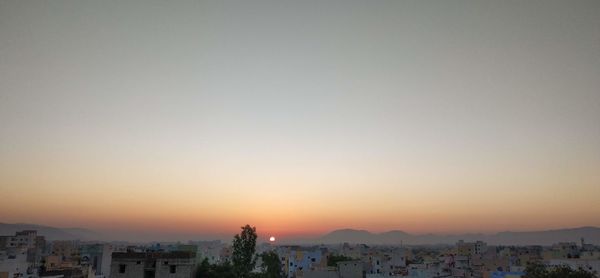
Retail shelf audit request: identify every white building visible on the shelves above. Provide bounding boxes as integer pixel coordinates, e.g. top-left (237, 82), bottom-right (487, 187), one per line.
top-left (0, 248), bottom-right (34, 278)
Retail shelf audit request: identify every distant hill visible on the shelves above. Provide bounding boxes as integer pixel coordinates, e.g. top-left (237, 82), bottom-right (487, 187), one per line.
top-left (319, 229), bottom-right (374, 243)
top-left (0, 223), bottom-right (230, 243)
top-left (3, 222), bottom-right (599, 246)
top-left (491, 226), bottom-right (600, 245)
top-left (0, 223), bottom-right (99, 241)
top-left (317, 226), bottom-right (600, 246)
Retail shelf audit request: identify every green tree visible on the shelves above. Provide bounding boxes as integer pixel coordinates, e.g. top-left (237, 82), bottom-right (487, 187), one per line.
top-left (195, 258), bottom-right (236, 278)
top-left (524, 262), bottom-right (597, 278)
top-left (210, 261), bottom-right (236, 278)
top-left (232, 224), bottom-right (258, 277)
top-left (327, 254), bottom-right (354, 267)
top-left (196, 258), bottom-right (211, 277)
top-left (524, 262), bottom-right (549, 278)
top-left (260, 251), bottom-right (284, 278)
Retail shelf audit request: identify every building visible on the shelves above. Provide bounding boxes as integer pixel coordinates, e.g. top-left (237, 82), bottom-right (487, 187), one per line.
top-left (551, 242), bottom-right (580, 258)
top-left (489, 271), bottom-right (525, 278)
top-left (456, 240), bottom-right (487, 256)
top-left (51, 241), bottom-right (80, 262)
top-left (39, 267), bottom-right (88, 278)
top-left (0, 248), bottom-right (34, 278)
top-left (1, 231), bottom-right (40, 250)
top-left (337, 261), bottom-right (363, 278)
top-left (298, 267), bottom-right (338, 278)
top-left (278, 246), bottom-right (327, 277)
top-left (190, 241), bottom-right (226, 265)
top-left (0, 230), bottom-right (46, 266)
top-left (110, 251), bottom-right (195, 278)
top-left (80, 243), bottom-right (113, 277)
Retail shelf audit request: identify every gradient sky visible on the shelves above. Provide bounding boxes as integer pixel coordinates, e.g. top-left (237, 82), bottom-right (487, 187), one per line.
top-left (1, 0), bottom-right (599, 240)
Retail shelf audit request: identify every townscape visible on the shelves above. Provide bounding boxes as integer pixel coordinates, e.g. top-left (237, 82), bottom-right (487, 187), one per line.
top-left (2, 0), bottom-right (600, 278)
top-left (1, 226), bottom-right (598, 278)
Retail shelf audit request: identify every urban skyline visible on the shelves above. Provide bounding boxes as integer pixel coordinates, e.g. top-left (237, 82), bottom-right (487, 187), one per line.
top-left (1, 1), bottom-right (600, 278)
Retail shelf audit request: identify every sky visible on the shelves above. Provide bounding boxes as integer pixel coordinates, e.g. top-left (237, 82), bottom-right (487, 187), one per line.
top-left (1, 0), bottom-right (599, 241)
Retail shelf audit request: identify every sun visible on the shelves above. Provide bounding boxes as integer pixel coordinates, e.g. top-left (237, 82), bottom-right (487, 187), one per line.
top-left (269, 236), bottom-right (276, 242)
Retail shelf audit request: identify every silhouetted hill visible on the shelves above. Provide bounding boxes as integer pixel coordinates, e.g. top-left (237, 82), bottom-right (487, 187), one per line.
top-left (491, 226), bottom-right (600, 245)
top-left (0, 223), bottom-right (99, 240)
top-left (320, 229), bottom-right (374, 243)
top-left (3, 222), bottom-right (599, 245)
top-left (317, 227), bottom-right (600, 246)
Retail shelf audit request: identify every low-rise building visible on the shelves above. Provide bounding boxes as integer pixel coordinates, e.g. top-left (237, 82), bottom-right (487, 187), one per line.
top-left (110, 251), bottom-right (195, 278)
top-left (80, 243), bottom-right (113, 277)
top-left (0, 248), bottom-right (34, 278)
top-left (337, 261), bottom-right (363, 278)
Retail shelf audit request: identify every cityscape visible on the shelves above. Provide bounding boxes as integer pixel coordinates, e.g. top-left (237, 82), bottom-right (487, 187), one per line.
top-left (1, 0), bottom-right (599, 278)
top-left (1, 224), bottom-right (600, 277)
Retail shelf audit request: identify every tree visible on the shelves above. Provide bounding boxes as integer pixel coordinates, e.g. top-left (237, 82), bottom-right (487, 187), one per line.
top-left (327, 254), bottom-right (354, 267)
top-left (195, 258), bottom-right (236, 278)
top-left (210, 261), bottom-right (237, 278)
top-left (524, 262), bottom-right (549, 278)
top-left (196, 258), bottom-right (211, 277)
top-left (260, 251), bottom-right (284, 278)
top-left (232, 224), bottom-right (258, 277)
top-left (524, 262), bottom-right (597, 278)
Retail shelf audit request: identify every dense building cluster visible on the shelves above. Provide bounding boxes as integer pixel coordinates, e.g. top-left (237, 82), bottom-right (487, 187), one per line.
top-left (0, 230), bottom-right (598, 278)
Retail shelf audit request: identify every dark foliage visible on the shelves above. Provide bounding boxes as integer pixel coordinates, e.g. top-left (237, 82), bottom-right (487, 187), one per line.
top-left (232, 224), bottom-right (258, 278)
top-left (260, 251), bottom-right (284, 278)
top-left (327, 254), bottom-right (354, 267)
top-left (195, 258), bottom-right (236, 278)
top-left (524, 262), bottom-right (597, 278)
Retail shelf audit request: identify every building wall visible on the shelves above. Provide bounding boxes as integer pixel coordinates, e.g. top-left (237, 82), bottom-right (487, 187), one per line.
top-left (110, 253), bottom-right (195, 278)
top-left (338, 261), bottom-right (362, 278)
top-left (100, 245), bottom-right (113, 277)
top-left (51, 241), bottom-right (80, 261)
top-left (155, 258), bottom-right (195, 278)
top-left (0, 249), bottom-right (31, 278)
top-left (195, 241), bottom-right (224, 265)
top-left (80, 243), bottom-right (113, 277)
top-left (110, 258), bottom-right (146, 278)
top-left (300, 269), bottom-right (338, 278)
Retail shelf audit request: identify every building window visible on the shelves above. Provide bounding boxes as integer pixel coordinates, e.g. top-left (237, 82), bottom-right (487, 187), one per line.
top-left (170, 265), bottom-right (176, 274)
top-left (144, 270), bottom-right (155, 278)
top-left (137, 261), bottom-right (142, 265)
top-left (119, 264), bottom-right (126, 273)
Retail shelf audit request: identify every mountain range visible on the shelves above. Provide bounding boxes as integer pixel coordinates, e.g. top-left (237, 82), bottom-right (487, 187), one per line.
top-left (0, 223), bottom-right (99, 241)
top-left (1, 222), bottom-right (599, 246)
top-left (316, 226), bottom-right (600, 246)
